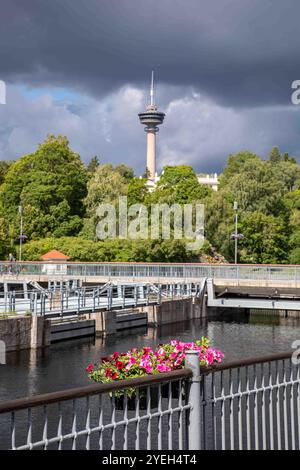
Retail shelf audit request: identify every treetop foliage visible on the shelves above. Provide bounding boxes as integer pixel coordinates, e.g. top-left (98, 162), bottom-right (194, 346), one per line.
top-left (0, 137), bottom-right (299, 264)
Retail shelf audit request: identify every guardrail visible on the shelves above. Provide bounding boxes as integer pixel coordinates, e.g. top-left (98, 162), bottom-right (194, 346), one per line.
top-left (200, 351), bottom-right (300, 449)
top-left (0, 282), bottom-right (194, 316)
top-left (0, 364), bottom-right (194, 450)
top-left (0, 261), bottom-right (300, 281)
top-left (0, 351), bottom-right (299, 450)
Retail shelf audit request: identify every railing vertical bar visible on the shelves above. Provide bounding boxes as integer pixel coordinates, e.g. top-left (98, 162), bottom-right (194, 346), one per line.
top-left (290, 360), bottom-right (296, 450)
top-left (275, 360), bottom-right (282, 450)
top-left (168, 381), bottom-right (172, 450)
top-left (268, 362), bottom-right (274, 450)
top-left (11, 411), bottom-right (16, 450)
top-left (220, 370), bottom-right (226, 450)
top-left (27, 408), bottom-right (32, 449)
top-left (282, 359), bottom-right (289, 450)
top-left (158, 384), bottom-right (162, 450)
top-left (146, 386), bottom-right (151, 450)
top-left (261, 363), bottom-right (267, 450)
top-left (253, 364), bottom-right (259, 450)
top-left (123, 392), bottom-right (128, 450)
top-left (98, 394), bottom-right (103, 450)
top-left (85, 396), bottom-right (90, 450)
top-left (201, 374), bottom-right (206, 450)
top-left (135, 389), bottom-right (140, 450)
top-left (246, 366), bottom-right (251, 450)
top-left (42, 405), bottom-right (48, 450)
top-left (229, 368), bottom-right (234, 450)
top-left (57, 402), bottom-right (63, 450)
top-left (72, 399), bottom-right (77, 450)
top-left (211, 373), bottom-right (216, 450)
top-left (178, 379), bottom-right (183, 450)
top-left (111, 394), bottom-right (116, 450)
top-left (237, 367), bottom-right (243, 450)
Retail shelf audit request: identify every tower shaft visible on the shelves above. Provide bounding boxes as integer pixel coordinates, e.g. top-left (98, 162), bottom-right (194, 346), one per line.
top-left (146, 128), bottom-right (157, 178)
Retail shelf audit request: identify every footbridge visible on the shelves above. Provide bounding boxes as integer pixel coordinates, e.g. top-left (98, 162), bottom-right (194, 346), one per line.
top-left (1, 261), bottom-right (300, 287)
top-left (1, 262), bottom-right (300, 316)
top-left (0, 280), bottom-right (196, 317)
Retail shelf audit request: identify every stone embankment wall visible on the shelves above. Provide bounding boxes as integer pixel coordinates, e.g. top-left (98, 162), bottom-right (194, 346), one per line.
top-left (0, 316), bottom-right (50, 352)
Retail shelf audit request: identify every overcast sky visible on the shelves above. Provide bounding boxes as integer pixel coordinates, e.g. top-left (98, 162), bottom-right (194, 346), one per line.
top-left (1, 0), bottom-right (300, 174)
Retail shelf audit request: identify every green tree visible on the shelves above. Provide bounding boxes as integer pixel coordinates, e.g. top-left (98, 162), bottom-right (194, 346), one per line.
top-left (239, 211), bottom-right (289, 264)
top-left (87, 156), bottom-right (100, 174)
top-left (82, 163), bottom-right (133, 239)
top-left (0, 218), bottom-right (10, 259)
top-left (204, 192), bottom-right (234, 261)
top-left (220, 151), bottom-right (260, 185)
top-left (22, 236), bottom-right (191, 263)
top-left (221, 158), bottom-right (287, 216)
top-left (0, 135), bottom-right (88, 240)
top-left (115, 164), bottom-right (134, 181)
top-left (0, 160), bottom-right (14, 185)
top-left (127, 177), bottom-right (149, 206)
top-left (268, 146), bottom-right (282, 164)
top-left (84, 163), bottom-right (129, 213)
top-left (153, 165), bottom-right (212, 204)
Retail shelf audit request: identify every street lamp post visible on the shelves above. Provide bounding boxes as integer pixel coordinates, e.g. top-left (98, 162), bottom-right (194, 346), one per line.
top-left (234, 201), bottom-right (238, 264)
top-left (19, 205), bottom-right (23, 262)
top-left (230, 201), bottom-right (244, 264)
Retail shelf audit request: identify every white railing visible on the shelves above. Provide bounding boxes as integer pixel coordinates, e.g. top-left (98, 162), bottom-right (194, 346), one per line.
top-left (0, 262), bottom-right (300, 281)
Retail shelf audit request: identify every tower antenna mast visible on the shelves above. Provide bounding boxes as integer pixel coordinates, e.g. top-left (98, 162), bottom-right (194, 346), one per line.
top-left (150, 71), bottom-right (154, 106)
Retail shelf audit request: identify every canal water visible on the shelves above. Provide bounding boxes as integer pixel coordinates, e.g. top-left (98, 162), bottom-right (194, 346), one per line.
top-left (1, 311), bottom-right (300, 402)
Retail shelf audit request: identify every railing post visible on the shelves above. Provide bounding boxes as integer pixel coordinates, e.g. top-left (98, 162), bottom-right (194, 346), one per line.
top-left (158, 284), bottom-right (162, 304)
top-left (33, 292), bottom-right (38, 315)
top-left (185, 350), bottom-right (201, 450)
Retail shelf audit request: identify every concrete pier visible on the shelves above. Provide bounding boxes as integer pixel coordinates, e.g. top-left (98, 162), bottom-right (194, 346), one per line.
top-left (92, 310), bottom-right (117, 337)
top-left (0, 315), bottom-right (50, 352)
top-left (142, 297), bottom-right (204, 326)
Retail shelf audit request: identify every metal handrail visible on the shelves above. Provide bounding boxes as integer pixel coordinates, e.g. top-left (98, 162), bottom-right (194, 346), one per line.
top-left (203, 350), bottom-right (294, 374)
top-left (0, 368), bottom-right (193, 414)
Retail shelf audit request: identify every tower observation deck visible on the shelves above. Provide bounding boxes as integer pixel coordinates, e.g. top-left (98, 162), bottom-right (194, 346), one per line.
top-left (138, 72), bottom-right (165, 179)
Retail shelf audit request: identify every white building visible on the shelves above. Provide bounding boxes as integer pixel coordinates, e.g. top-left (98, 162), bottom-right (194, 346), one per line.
top-left (196, 173), bottom-right (219, 191)
top-left (142, 171), bottom-right (219, 192)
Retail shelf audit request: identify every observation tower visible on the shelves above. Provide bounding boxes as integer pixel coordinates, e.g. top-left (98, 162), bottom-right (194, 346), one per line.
top-left (138, 72), bottom-right (165, 179)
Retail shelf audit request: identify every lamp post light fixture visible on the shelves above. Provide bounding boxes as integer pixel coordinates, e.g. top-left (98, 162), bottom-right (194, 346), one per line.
top-left (230, 201), bottom-right (244, 264)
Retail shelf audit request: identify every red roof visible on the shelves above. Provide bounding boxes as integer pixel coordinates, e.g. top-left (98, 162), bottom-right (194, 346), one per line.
top-left (40, 250), bottom-right (70, 261)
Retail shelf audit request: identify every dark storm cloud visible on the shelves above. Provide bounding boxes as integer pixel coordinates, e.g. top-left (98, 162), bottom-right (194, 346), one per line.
top-left (1, 0), bottom-right (299, 107)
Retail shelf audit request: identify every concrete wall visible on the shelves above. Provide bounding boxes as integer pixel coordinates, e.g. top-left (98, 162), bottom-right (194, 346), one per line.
top-left (91, 309), bottom-right (148, 336)
top-left (0, 316), bottom-right (50, 352)
top-left (51, 319), bottom-right (95, 342)
top-left (143, 297), bottom-right (204, 326)
top-left (92, 310), bottom-right (117, 337)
